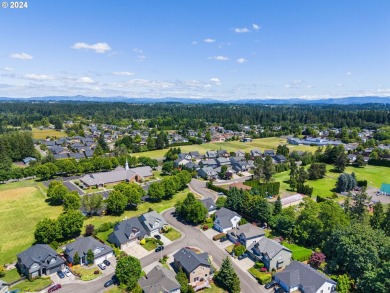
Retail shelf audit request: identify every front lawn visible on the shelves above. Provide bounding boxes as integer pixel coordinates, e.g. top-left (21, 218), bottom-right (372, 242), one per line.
top-left (73, 266), bottom-right (102, 281)
top-left (282, 242), bottom-right (312, 261)
top-left (0, 181), bottom-right (63, 264)
top-left (203, 283), bottom-right (225, 293)
top-left (141, 238), bottom-right (159, 251)
top-left (163, 228), bottom-right (181, 241)
top-left (12, 277), bottom-right (52, 292)
top-left (225, 244), bottom-right (234, 254)
top-left (2, 268), bottom-right (21, 283)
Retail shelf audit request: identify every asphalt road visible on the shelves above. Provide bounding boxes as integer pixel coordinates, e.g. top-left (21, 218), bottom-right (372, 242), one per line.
top-left (189, 179), bottom-right (218, 200)
top-left (59, 208), bottom-right (267, 293)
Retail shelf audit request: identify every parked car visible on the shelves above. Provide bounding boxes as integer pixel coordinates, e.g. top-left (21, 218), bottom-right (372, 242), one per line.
top-left (98, 263), bottom-right (107, 270)
top-left (155, 245), bottom-right (164, 252)
top-left (6, 290), bottom-right (21, 293)
top-left (154, 234), bottom-right (162, 240)
top-left (265, 280), bottom-right (277, 289)
top-left (274, 287), bottom-right (286, 293)
top-left (238, 253), bottom-right (248, 260)
top-left (103, 259), bottom-right (111, 266)
top-left (104, 280), bottom-right (114, 288)
top-left (57, 270), bottom-right (65, 279)
top-left (63, 268), bottom-right (71, 277)
top-left (218, 192), bottom-right (225, 195)
top-left (48, 284), bottom-right (62, 293)
top-left (220, 236), bottom-right (228, 242)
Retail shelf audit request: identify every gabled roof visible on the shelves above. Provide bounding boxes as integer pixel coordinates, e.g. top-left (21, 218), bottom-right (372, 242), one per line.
top-left (200, 198), bottom-right (216, 212)
top-left (216, 157), bottom-right (230, 164)
top-left (228, 223), bottom-right (265, 239)
top-left (65, 236), bottom-right (113, 259)
top-left (17, 244), bottom-right (64, 269)
top-left (139, 266), bottom-right (181, 293)
top-left (131, 166), bottom-right (153, 177)
top-left (202, 159), bottom-right (217, 165)
top-left (275, 261), bottom-right (336, 292)
top-left (139, 211), bottom-right (168, 232)
top-left (108, 217), bottom-right (147, 245)
top-left (174, 248), bottom-right (210, 273)
top-left (247, 237), bottom-right (291, 260)
top-left (215, 208), bottom-right (241, 228)
top-left (264, 150), bottom-right (275, 155)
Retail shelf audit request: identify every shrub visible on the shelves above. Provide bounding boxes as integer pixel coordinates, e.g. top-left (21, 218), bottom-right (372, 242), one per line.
top-left (233, 244), bottom-right (246, 256)
top-left (50, 241), bottom-right (59, 250)
top-left (212, 233), bottom-right (226, 241)
top-left (202, 225), bottom-right (209, 231)
top-left (248, 268), bottom-right (272, 285)
top-left (94, 270), bottom-right (99, 275)
top-left (255, 262), bottom-right (264, 269)
top-left (96, 222), bottom-right (114, 232)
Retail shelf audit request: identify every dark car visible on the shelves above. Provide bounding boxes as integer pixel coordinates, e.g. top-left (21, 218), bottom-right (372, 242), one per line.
top-left (238, 253), bottom-right (248, 260)
top-left (265, 280), bottom-right (277, 289)
top-left (103, 259), bottom-right (111, 266)
top-left (104, 280), bottom-right (114, 288)
top-left (220, 236), bottom-right (228, 242)
top-left (57, 270), bottom-right (65, 279)
top-left (48, 284), bottom-right (62, 293)
top-left (154, 234), bottom-right (162, 240)
top-left (7, 290), bottom-right (21, 293)
top-left (155, 245), bottom-right (164, 252)
top-left (274, 287), bottom-right (286, 293)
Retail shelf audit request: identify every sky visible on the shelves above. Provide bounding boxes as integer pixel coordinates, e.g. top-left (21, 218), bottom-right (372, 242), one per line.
top-left (0, 0), bottom-right (389, 100)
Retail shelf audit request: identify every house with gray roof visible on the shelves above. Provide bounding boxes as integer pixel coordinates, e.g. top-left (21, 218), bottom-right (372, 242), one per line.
top-left (247, 237), bottom-right (292, 271)
top-left (174, 158), bottom-right (189, 168)
top-left (205, 150), bottom-right (217, 159)
top-left (274, 261), bottom-right (337, 293)
top-left (65, 236), bottom-right (113, 266)
top-left (189, 151), bottom-right (202, 160)
top-left (264, 150), bottom-right (275, 156)
top-left (200, 198), bottom-right (217, 216)
top-left (250, 149), bottom-right (262, 157)
top-left (53, 153), bottom-right (69, 160)
top-left (139, 210), bottom-right (168, 236)
top-left (213, 208), bottom-right (241, 233)
top-left (227, 223), bottom-right (265, 247)
top-left (273, 154), bottom-right (287, 164)
top-left (216, 157), bottom-right (231, 166)
top-left (235, 150), bottom-right (246, 157)
top-left (197, 167), bottom-right (218, 180)
top-left (173, 248), bottom-right (211, 284)
top-left (139, 265), bottom-right (181, 293)
top-left (217, 150), bottom-right (229, 158)
top-left (232, 160), bottom-right (251, 172)
top-left (108, 217), bottom-right (147, 249)
top-left (201, 159), bottom-right (217, 168)
top-left (17, 244), bottom-right (65, 279)
top-left (183, 161), bottom-right (199, 171)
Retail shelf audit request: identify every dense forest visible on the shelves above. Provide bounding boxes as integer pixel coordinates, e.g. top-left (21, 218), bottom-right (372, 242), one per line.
top-left (0, 102), bottom-right (390, 131)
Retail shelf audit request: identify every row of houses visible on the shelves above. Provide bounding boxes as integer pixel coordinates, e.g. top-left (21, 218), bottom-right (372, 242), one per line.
top-left (39, 136), bottom-right (96, 160)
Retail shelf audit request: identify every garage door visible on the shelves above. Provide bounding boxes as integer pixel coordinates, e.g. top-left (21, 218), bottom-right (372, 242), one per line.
top-left (94, 253), bottom-right (114, 264)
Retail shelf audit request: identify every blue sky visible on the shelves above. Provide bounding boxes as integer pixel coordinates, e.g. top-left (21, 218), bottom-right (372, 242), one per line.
top-left (0, 0), bottom-right (389, 100)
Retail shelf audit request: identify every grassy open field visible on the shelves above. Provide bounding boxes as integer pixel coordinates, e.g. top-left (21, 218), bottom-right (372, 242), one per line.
top-left (274, 164), bottom-right (390, 197)
top-left (0, 181), bottom-right (63, 264)
top-left (85, 188), bottom-right (191, 229)
top-left (134, 137), bottom-right (318, 159)
top-left (282, 242), bottom-right (312, 261)
top-left (31, 127), bottom-right (66, 139)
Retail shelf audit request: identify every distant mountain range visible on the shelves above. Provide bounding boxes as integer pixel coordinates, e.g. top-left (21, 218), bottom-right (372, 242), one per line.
top-left (0, 95), bottom-right (390, 105)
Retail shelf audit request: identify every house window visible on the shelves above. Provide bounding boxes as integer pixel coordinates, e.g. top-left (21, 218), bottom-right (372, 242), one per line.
top-left (194, 277), bottom-right (199, 282)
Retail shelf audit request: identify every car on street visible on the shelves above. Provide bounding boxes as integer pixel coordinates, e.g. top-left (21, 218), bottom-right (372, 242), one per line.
top-left (6, 290), bottom-right (21, 293)
top-left (103, 259), bottom-right (111, 266)
top-left (48, 284), bottom-right (62, 293)
top-left (63, 268), bottom-right (72, 277)
top-left (274, 287), bottom-right (287, 293)
top-left (220, 236), bottom-right (228, 242)
top-left (57, 270), bottom-right (65, 279)
top-left (218, 192), bottom-right (225, 195)
top-left (264, 280), bottom-right (277, 289)
top-left (98, 263), bottom-right (107, 270)
top-left (238, 253), bottom-right (248, 260)
top-left (154, 234), bottom-right (161, 240)
top-left (155, 245), bottom-right (164, 252)
top-left (104, 279), bottom-right (114, 288)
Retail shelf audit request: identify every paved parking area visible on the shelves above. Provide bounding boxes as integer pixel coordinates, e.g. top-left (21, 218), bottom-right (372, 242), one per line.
top-left (122, 241), bottom-right (152, 259)
top-left (51, 269), bottom-right (76, 285)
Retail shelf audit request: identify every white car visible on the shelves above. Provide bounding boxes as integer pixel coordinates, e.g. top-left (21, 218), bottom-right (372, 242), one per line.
top-left (98, 263), bottom-right (107, 270)
top-left (63, 268), bottom-right (72, 277)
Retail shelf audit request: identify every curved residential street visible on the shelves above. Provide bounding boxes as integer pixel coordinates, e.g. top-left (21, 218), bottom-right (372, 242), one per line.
top-left (60, 208), bottom-right (267, 293)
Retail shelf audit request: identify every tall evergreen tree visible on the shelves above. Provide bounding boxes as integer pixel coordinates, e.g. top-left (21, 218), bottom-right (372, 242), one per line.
top-left (370, 202), bottom-right (385, 229)
top-left (274, 196), bottom-right (282, 215)
top-left (214, 257), bottom-right (240, 293)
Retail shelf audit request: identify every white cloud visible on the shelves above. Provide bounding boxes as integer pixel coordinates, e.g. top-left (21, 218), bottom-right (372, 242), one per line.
top-left (204, 38), bottom-right (216, 43)
top-left (284, 84), bottom-right (291, 88)
top-left (252, 23), bottom-right (261, 30)
top-left (210, 77), bottom-right (221, 85)
top-left (24, 74), bottom-right (54, 81)
top-left (336, 84), bottom-right (344, 87)
top-left (292, 80), bottom-right (303, 85)
top-left (237, 58), bottom-right (247, 64)
top-left (3, 67), bottom-right (15, 71)
top-left (78, 76), bottom-right (94, 83)
top-left (137, 55), bottom-right (147, 61)
top-left (133, 48), bottom-right (143, 53)
top-left (208, 56), bottom-right (229, 61)
top-left (234, 27), bottom-right (250, 33)
top-left (346, 71), bottom-right (352, 76)
top-left (10, 52), bottom-right (33, 60)
top-left (112, 71), bottom-right (135, 76)
top-left (192, 41), bottom-right (198, 45)
top-left (72, 42), bottom-right (111, 53)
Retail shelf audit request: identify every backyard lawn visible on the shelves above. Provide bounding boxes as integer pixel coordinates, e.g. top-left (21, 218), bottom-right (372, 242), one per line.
top-left (2, 268), bottom-right (21, 283)
top-left (282, 242), bottom-right (312, 261)
top-left (163, 228), bottom-right (181, 241)
top-left (0, 181), bottom-right (63, 264)
top-left (31, 128), bottom-right (66, 139)
top-left (12, 277), bottom-right (52, 292)
top-left (204, 283), bottom-right (225, 293)
top-left (134, 137), bottom-right (318, 159)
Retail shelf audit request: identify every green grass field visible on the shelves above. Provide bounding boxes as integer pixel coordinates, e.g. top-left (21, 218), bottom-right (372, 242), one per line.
top-left (134, 137), bottom-right (318, 159)
top-left (164, 227), bottom-right (181, 241)
top-left (12, 277), bottom-right (52, 293)
top-left (0, 181), bottom-right (63, 264)
top-left (204, 283), bottom-right (225, 293)
top-left (274, 164), bottom-right (390, 197)
top-left (31, 128), bottom-right (66, 139)
top-left (2, 268), bottom-right (21, 283)
top-left (282, 242), bottom-right (312, 261)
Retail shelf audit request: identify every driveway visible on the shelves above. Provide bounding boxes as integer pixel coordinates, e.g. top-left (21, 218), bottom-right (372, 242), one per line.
top-left (122, 241), bottom-right (151, 259)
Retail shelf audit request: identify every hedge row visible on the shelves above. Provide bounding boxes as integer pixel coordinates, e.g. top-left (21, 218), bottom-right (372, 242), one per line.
top-left (206, 182), bottom-right (226, 194)
top-left (297, 183), bottom-right (313, 196)
top-left (248, 268), bottom-right (272, 285)
top-left (212, 233), bottom-right (226, 241)
top-left (368, 158), bottom-right (390, 167)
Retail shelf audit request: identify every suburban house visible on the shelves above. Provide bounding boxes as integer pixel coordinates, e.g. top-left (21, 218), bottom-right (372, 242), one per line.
top-left (217, 150), bottom-right (229, 158)
top-left (250, 149), bottom-right (262, 157)
top-left (232, 160), bottom-right (251, 172)
top-left (200, 198), bottom-right (217, 216)
top-left (22, 157), bottom-right (37, 165)
top-left (247, 237), bottom-right (292, 271)
top-left (205, 150), bottom-right (217, 159)
top-left (263, 150), bottom-right (275, 156)
top-left (17, 244), bottom-right (65, 279)
top-left (139, 265), bottom-right (181, 293)
top-left (183, 161), bottom-right (199, 171)
top-left (173, 248), bottom-right (211, 286)
top-left (0, 280), bottom-right (8, 293)
top-left (214, 208), bottom-right (242, 233)
top-left (108, 217), bottom-right (147, 249)
top-left (139, 210), bottom-right (168, 236)
top-left (65, 236), bottom-right (113, 265)
top-left (197, 167), bottom-right (218, 180)
top-left (227, 223), bottom-right (265, 248)
top-left (174, 158), bottom-right (190, 167)
top-left (273, 155), bottom-right (287, 164)
top-left (189, 151), bottom-right (202, 160)
top-left (347, 154), bottom-right (357, 163)
top-left (79, 165), bottom-right (153, 188)
top-left (235, 150), bottom-right (246, 157)
top-left (216, 157), bottom-right (231, 166)
top-left (274, 261), bottom-right (337, 293)
top-left (201, 159), bottom-right (218, 168)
